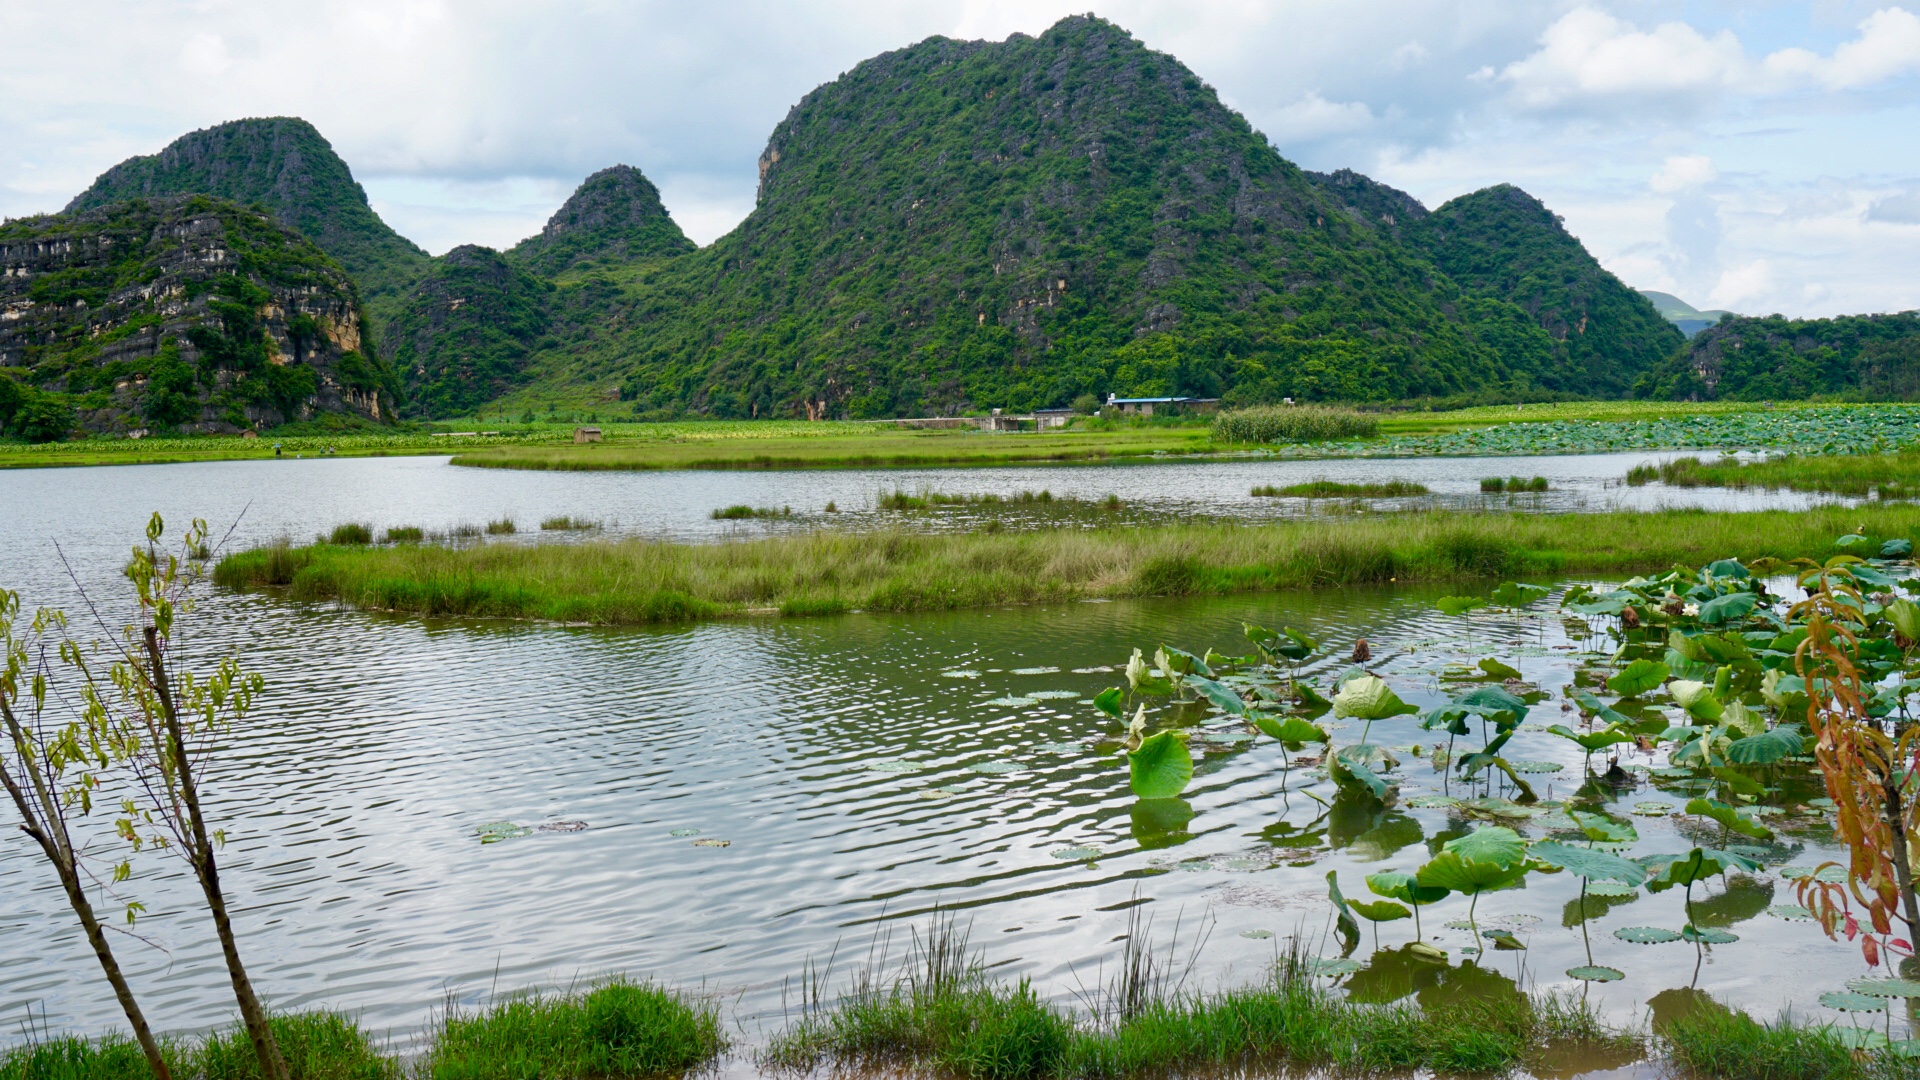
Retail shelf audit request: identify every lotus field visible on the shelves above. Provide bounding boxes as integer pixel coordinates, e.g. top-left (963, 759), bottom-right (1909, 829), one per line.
top-left (1103, 538), bottom-right (1920, 1054)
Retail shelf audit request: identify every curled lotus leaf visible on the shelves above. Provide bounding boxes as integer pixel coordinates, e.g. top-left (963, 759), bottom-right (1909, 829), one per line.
top-left (1349, 898), bottom-right (1411, 923)
top-left (1725, 724), bottom-right (1806, 765)
top-left (476, 822), bottom-right (532, 843)
top-left (1252, 714), bottom-right (1330, 745)
top-left (1186, 674), bottom-right (1248, 716)
top-left (1586, 881), bottom-right (1641, 898)
top-left (1608, 659), bottom-right (1670, 698)
top-left (1127, 648), bottom-right (1175, 695)
top-left (1820, 992), bottom-right (1886, 1013)
top-left (1127, 730), bottom-right (1192, 799)
top-left (1333, 675), bottom-right (1420, 721)
top-left (1667, 680), bottom-right (1724, 722)
top-left (1366, 871), bottom-right (1449, 906)
top-left (1484, 929), bottom-right (1527, 950)
top-left (1092, 687), bottom-right (1124, 717)
top-left (1684, 798), bottom-right (1775, 841)
top-left (1567, 965), bottom-right (1625, 983)
top-left (1847, 977), bottom-right (1920, 999)
top-left (1570, 810), bottom-right (1638, 845)
top-left (1697, 591), bottom-right (1759, 625)
top-left (1613, 926), bottom-right (1683, 944)
top-left (1478, 657), bottom-right (1524, 681)
top-left (1548, 722), bottom-right (1634, 753)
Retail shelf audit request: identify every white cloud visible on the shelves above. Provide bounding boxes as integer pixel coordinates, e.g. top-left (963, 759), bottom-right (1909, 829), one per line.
top-left (1266, 93), bottom-right (1376, 143)
top-left (1650, 155), bottom-right (1717, 194)
top-left (1762, 7), bottom-right (1920, 90)
top-left (1497, 8), bottom-right (1748, 109)
top-left (1868, 189), bottom-right (1920, 223)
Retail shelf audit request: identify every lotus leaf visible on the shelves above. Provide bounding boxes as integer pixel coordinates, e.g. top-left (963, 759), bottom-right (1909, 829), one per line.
top-left (1547, 723), bottom-right (1634, 752)
top-left (1416, 850), bottom-right (1529, 895)
top-left (1725, 724), bottom-right (1805, 765)
top-left (1705, 559), bottom-right (1751, 580)
top-left (1326, 871), bottom-right (1363, 954)
top-left (1489, 582), bottom-right (1551, 609)
top-left (1050, 847), bottom-right (1101, 860)
top-left (1127, 730), bottom-right (1193, 799)
top-left (1567, 965), bottom-right (1625, 982)
top-left (1406, 794), bottom-right (1460, 808)
top-left (1587, 881), bottom-right (1641, 898)
top-left (1820, 992), bottom-right (1886, 1012)
top-left (1668, 680), bottom-right (1724, 722)
top-left (1157, 648), bottom-right (1210, 677)
top-left (1529, 842), bottom-right (1648, 886)
top-left (476, 822), bottom-right (532, 843)
top-left (1831, 1028), bottom-right (1890, 1051)
top-left (1681, 925), bottom-right (1738, 945)
top-left (1767, 904), bottom-right (1813, 921)
top-left (1349, 898), bottom-right (1411, 923)
top-left (1092, 687), bottom-right (1124, 717)
top-left (1478, 657), bottom-right (1524, 680)
top-left (1303, 957), bottom-right (1362, 976)
top-left (1570, 689), bottom-right (1634, 727)
top-left (1333, 675), bottom-right (1420, 721)
top-left (1847, 977), bottom-right (1920, 999)
top-left (1455, 685), bottom-right (1530, 727)
top-left (1698, 592), bottom-right (1759, 625)
top-left (968, 760), bottom-right (1024, 774)
top-left (1366, 871), bottom-right (1449, 906)
top-left (1631, 802), bottom-right (1673, 816)
top-left (1127, 648), bottom-right (1174, 695)
top-left (1252, 714), bottom-right (1330, 745)
top-left (1836, 533), bottom-right (1876, 555)
top-left (1241, 929), bottom-right (1273, 939)
top-left (1883, 538), bottom-right (1915, 558)
top-left (1646, 847), bottom-right (1763, 890)
top-left (1613, 926), bottom-right (1683, 944)
top-left (1331, 744), bottom-right (1398, 799)
top-left (1437, 596), bottom-right (1486, 617)
top-left (1684, 798), bottom-right (1774, 841)
top-left (1484, 929), bottom-right (1527, 950)
top-left (1609, 659), bottom-right (1670, 697)
top-left (1507, 760), bottom-right (1564, 773)
top-left (1570, 810), bottom-right (1638, 844)
top-left (1186, 674), bottom-right (1248, 716)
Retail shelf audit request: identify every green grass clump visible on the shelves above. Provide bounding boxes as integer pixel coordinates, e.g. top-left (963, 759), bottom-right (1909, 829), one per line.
top-left (1252, 480), bottom-right (1429, 498)
top-left (427, 981), bottom-right (723, 1080)
top-left (199, 1013), bottom-right (398, 1080)
top-left (711, 505), bottom-right (791, 520)
top-left (0, 1035), bottom-right (183, 1080)
top-left (484, 518), bottom-right (516, 535)
top-left (881, 489), bottom-right (1061, 510)
top-left (381, 526), bottom-right (424, 544)
top-left (1481, 476), bottom-right (1549, 493)
top-left (1211, 405), bottom-right (1378, 444)
top-left (1627, 451), bottom-right (1920, 498)
top-left (212, 505), bottom-right (1920, 626)
top-left (539, 517), bottom-right (600, 531)
top-left (327, 523), bottom-right (374, 545)
top-left (1661, 1005), bottom-right (1912, 1080)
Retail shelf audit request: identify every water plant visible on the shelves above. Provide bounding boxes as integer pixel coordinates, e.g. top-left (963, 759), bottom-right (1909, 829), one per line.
top-left (485, 518), bottom-right (516, 535)
top-left (1480, 476), bottom-right (1549, 493)
top-left (1250, 480), bottom-right (1428, 498)
top-left (1210, 405), bottom-right (1379, 444)
top-left (381, 526), bottom-right (424, 544)
top-left (711, 505), bottom-right (791, 520)
top-left (427, 980), bottom-right (724, 1080)
top-left (326, 523), bottom-right (373, 545)
top-left (539, 517), bottom-right (600, 531)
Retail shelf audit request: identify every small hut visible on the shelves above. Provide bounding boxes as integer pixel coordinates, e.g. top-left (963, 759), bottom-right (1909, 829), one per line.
top-left (573, 426), bottom-right (604, 444)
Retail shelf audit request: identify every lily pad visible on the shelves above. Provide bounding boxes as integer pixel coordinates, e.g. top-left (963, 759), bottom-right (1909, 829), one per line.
top-left (1764, 904), bottom-right (1812, 921)
top-left (1821, 992), bottom-right (1887, 1012)
top-left (1682, 926), bottom-right (1738, 945)
top-left (476, 822), bottom-right (532, 843)
top-left (1221, 857), bottom-right (1271, 871)
top-left (1407, 794), bottom-right (1461, 808)
top-left (1614, 926), bottom-right (1683, 944)
top-left (1302, 957), bottom-right (1362, 976)
top-left (867, 760), bottom-right (925, 773)
top-left (1567, 966), bottom-right (1625, 983)
top-left (1847, 977), bottom-right (1920, 999)
top-left (1631, 801), bottom-right (1674, 816)
top-left (537, 821), bottom-right (587, 833)
top-left (917, 789), bottom-right (954, 800)
top-left (692, 838), bottom-right (731, 847)
top-left (1587, 881), bottom-right (1641, 897)
top-left (968, 760), bottom-right (1025, 774)
top-left (981, 696), bottom-right (1039, 707)
top-left (1780, 865), bottom-right (1849, 883)
top-left (941, 670), bottom-right (982, 678)
top-left (669, 827), bottom-right (701, 837)
top-left (1241, 929), bottom-right (1274, 940)
top-left (1506, 760), bottom-right (1565, 774)
top-left (1830, 1028), bottom-right (1890, 1051)
top-left (1011, 666), bottom-right (1062, 675)
top-left (1201, 731), bottom-right (1257, 745)
top-left (1034, 742), bottom-right (1083, 754)
top-left (1050, 846), bottom-right (1102, 861)
top-left (1029, 690), bottom-right (1082, 700)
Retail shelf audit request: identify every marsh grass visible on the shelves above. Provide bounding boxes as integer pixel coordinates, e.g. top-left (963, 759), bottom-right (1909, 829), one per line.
top-left (1211, 406), bottom-right (1378, 444)
top-left (381, 527), bottom-right (425, 544)
top-left (426, 981), bottom-right (723, 1080)
top-left (765, 921), bottom-right (1633, 1080)
top-left (327, 524), bottom-right (373, 546)
top-left (452, 428), bottom-right (1212, 472)
top-left (539, 517), bottom-right (600, 531)
top-left (1251, 480), bottom-right (1429, 498)
top-left (484, 519), bottom-right (516, 535)
top-left (1627, 451), bottom-right (1920, 498)
top-left (711, 505), bottom-right (791, 520)
top-left (877, 489), bottom-right (1080, 510)
top-left (1480, 476), bottom-right (1550, 493)
top-left (1661, 1005), bottom-right (1914, 1080)
top-left (214, 506), bottom-right (1920, 626)
top-left (0, 1014), bottom-right (396, 1080)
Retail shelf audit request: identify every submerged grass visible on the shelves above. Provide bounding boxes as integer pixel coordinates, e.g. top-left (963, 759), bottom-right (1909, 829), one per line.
top-left (212, 505), bottom-right (1920, 626)
top-left (1627, 451), bottom-right (1920, 497)
top-left (1251, 480), bottom-right (1429, 497)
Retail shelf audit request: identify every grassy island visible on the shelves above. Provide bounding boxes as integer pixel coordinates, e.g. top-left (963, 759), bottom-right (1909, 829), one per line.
top-left (213, 506), bottom-right (1920, 626)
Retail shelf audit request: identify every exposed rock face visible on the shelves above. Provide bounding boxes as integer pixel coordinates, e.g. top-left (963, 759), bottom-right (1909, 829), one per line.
top-left (509, 165), bottom-right (694, 274)
top-left (1307, 168), bottom-right (1429, 236)
top-left (64, 117), bottom-right (431, 327)
top-left (0, 196), bottom-right (398, 434)
top-left (387, 245), bottom-right (553, 418)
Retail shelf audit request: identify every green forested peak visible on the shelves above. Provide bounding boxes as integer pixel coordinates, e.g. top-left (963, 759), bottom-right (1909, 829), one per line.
top-left (65, 117), bottom-right (429, 313)
top-left (509, 164), bottom-right (693, 274)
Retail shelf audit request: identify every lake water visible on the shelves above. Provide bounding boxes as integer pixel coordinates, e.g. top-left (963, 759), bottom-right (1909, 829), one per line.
top-left (0, 453), bottom-right (1899, 1070)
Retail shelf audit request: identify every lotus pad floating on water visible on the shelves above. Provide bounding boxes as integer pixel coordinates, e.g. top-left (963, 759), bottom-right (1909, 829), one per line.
top-left (537, 821), bottom-right (586, 833)
top-left (1847, 977), bottom-right (1920, 998)
top-left (1028, 690), bottom-right (1082, 700)
top-left (1630, 802), bottom-right (1673, 816)
top-left (1683, 926), bottom-right (1738, 945)
top-left (1201, 732), bottom-right (1256, 744)
top-left (1767, 904), bottom-right (1813, 920)
top-left (1242, 929), bottom-right (1273, 940)
top-left (669, 827), bottom-right (701, 837)
top-left (968, 760), bottom-right (1024, 774)
top-left (1407, 795), bottom-right (1460, 808)
top-left (1821, 992), bottom-right (1886, 1012)
top-left (475, 822), bottom-right (532, 843)
top-left (941, 670), bottom-right (981, 678)
top-left (867, 760), bottom-right (925, 773)
top-left (1567, 966), bottom-right (1624, 983)
top-left (981, 696), bottom-right (1039, 707)
top-left (1831, 1028), bottom-right (1890, 1051)
top-left (1586, 881), bottom-right (1641, 897)
top-left (1049, 846), bottom-right (1101, 860)
top-left (1614, 926), bottom-right (1683, 944)
top-left (1780, 865), bottom-right (1849, 883)
top-left (1034, 742), bottom-right (1082, 753)
top-left (1302, 957), bottom-right (1362, 976)
top-left (1010, 666), bottom-right (1061, 675)
top-left (1506, 760), bottom-right (1565, 774)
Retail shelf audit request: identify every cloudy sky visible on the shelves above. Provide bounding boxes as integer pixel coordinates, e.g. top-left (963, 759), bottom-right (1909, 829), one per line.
top-left (4, 1), bottom-right (1917, 318)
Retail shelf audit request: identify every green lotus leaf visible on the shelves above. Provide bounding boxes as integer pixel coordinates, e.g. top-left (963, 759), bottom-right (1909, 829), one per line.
top-left (1185, 674), bottom-right (1247, 716)
top-left (1570, 689), bottom-right (1634, 727)
top-left (1437, 596), bottom-right (1486, 617)
top-left (1416, 850), bottom-right (1529, 895)
top-left (1326, 871), bottom-right (1362, 954)
top-left (1366, 871), bottom-right (1449, 906)
top-left (1820, 991), bottom-right (1885, 1012)
top-left (1668, 680), bottom-right (1724, 722)
top-left (1333, 675), bottom-right (1420, 721)
top-left (1705, 559), bottom-right (1751, 580)
top-left (1448, 826), bottom-right (1526, 868)
top-left (1569, 810), bottom-right (1638, 844)
top-left (1484, 929), bottom-right (1527, 950)
top-left (1698, 592), bottom-right (1758, 625)
top-left (1567, 965), bottom-right (1625, 982)
top-left (1847, 977), bottom-right (1920, 999)
top-left (1832, 1028), bottom-right (1890, 1051)
top-left (1682, 925), bottom-right (1738, 945)
top-left (1159, 646), bottom-right (1212, 677)
top-left (1530, 842), bottom-right (1649, 886)
top-left (1092, 687), bottom-right (1124, 718)
top-left (1456, 685), bottom-right (1530, 727)
top-left (1767, 904), bottom-right (1813, 921)
top-left (1647, 847), bottom-right (1763, 890)
top-left (1349, 898), bottom-right (1411, 923)
top-left (1406, 794), bottom-right (1460, 808)
top-left (1302, 957), bottom-right (1362, 976)
top-left (1725, 724), bottom-right (1805, 765)
top-left (1330, 745), bottom-right (1396, 799)
top-left (1478, 657), bottom-right (1524, 681)
top-left (1684, 798), bottom-right (1774, 841)
top-left (1489, 582), bottom-right (1551, 610)
top-left (1252, 714), bottom-right (1330, 745)
top-left (1613, 926), bottom-right (1683, 944)
top-left (1127, 648), bottom-right (1175, 695)
top-left (1127, 730), bottom-right (1193, 799)
top-left (1608, 659), bottom-right (1670, 698)
top-left (1882, 539), bottom-right (1914, 559)
top-left (1547, 723), bottom-right (1634, 753)
top-left (1835, 533), bottom-right (1876, 555)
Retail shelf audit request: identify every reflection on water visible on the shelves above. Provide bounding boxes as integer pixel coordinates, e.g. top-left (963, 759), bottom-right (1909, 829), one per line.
top-left (0, 454), bottom-right (1900, 1063)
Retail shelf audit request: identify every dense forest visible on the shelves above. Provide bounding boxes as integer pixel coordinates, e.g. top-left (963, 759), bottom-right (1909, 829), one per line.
top-left (11, 15), bottom-right (1907, 431)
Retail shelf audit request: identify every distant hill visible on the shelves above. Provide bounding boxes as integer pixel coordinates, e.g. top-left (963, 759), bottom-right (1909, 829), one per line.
top-left (1635, 312), bottom-right (1920, 400)
top-left (1638, 290), bottom-right (1736, 339)
top-left (65, 118), bottom-right (430, 332)
top-left (0, 196), bottom-right (398, 438)
top-left (508, 165), bottom-right (694, 275)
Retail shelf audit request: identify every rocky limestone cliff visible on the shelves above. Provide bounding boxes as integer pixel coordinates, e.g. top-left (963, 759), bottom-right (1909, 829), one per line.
top-left (387, 244), bottom-right (553, 418)
top-left (0, 196), bottom-right (399, 435)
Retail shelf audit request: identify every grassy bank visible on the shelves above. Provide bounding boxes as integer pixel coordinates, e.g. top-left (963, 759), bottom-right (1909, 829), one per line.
top-left (1629, 451), bottom-right (1920, 496)
top-left (212, 506), bottom-right (1920, 626)
top-left (447, 427), bottom-right (1213, 471)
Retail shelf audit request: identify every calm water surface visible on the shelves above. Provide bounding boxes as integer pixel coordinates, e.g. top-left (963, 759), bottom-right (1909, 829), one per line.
top-left (0, 454), bottom-right (1895, 1064)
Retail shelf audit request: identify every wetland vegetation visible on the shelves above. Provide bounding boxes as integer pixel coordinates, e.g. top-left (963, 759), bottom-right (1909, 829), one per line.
top-left (214, 506), bottom-right (1920, 626)
top-left (1630, 451), bottom-right (1920, 498)
top-left (1250, 480), bottom-right (1429, 498)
